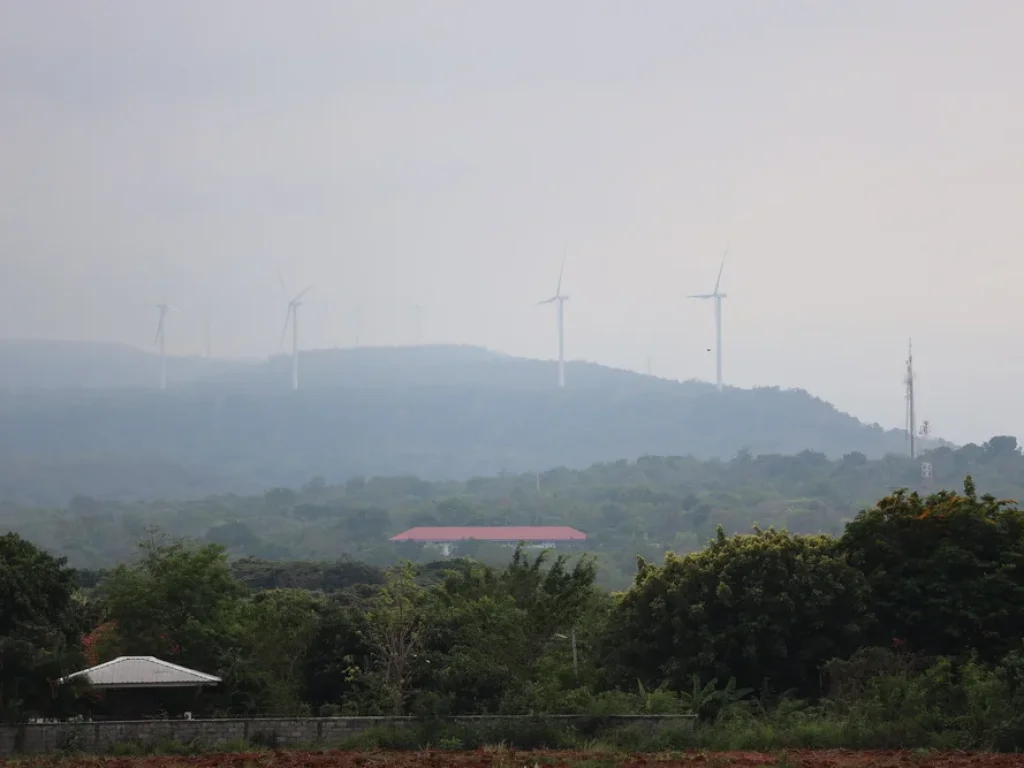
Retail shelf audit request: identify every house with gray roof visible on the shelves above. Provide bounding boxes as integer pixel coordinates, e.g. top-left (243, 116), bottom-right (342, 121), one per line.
top-left (62, 656), bottom-right (221, 689)
top-left (61, 656), bottom-right (221, 719)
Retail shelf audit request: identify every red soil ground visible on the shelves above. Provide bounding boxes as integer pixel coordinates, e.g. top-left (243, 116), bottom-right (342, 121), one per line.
top-left (7, 750), bottom-right (1023, 768)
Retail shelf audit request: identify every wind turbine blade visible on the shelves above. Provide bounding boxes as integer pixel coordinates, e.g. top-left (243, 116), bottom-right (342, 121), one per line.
top-left (556, 250), bottom-right (566, 296)
top-left (279, 306), bottom-right (293, 348)
top-left (713, 243), bottom-right (729, 294)
top-left (154, 316), bottom-right (164, 344)
top-left (294, 286), bottom-right (312, 302)
top-left (277, 271), bottom-right (290, 301)
top-left (537, 297), bottom-right (557, 305)
top-left (688, 294), bottom-right (714, 299)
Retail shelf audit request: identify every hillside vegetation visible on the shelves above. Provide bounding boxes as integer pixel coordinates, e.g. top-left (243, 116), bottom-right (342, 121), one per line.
top-left (0, 338), bottom-right (247, 389)
top-left (10, 477), bottom-right (1024, 751)
top-left (0, 341), bottom-right (922, 505)
top-left (4, 435), bottom-right (1018, 589)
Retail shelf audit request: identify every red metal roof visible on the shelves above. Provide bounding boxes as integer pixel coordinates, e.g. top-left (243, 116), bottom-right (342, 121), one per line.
top-left (391, 526), bottom-right (587, 543)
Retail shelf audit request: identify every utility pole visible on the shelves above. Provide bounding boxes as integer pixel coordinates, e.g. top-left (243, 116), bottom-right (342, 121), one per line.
top-left (555, 630), bottom-right (579, 679)
top-left (571, 627), bottom-right (579, 680)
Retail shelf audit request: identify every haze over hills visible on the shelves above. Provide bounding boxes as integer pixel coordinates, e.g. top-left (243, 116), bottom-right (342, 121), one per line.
top-left (0, 339), bottom-right (250, 390)
top-left (206, 345), bottom-right (722, 393)
top-left (4, 436), bottom-right (1017, 586)
top-left (0, 339), bottom-right (933, 506)
top-left (0, 338), bottom-right (709, 393)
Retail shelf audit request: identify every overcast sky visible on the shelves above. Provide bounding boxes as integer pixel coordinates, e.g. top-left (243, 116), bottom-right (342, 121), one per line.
top-left (1, 1), bottom-right (1023, 445)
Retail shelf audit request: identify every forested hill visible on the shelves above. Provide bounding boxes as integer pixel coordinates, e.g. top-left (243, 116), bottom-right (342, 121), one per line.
top-left (3, 435), bottom-right (1018, 589)
top-left (0, 338), bottom-right (248, 389)
top-left (0, 341), bottom-right (922, 505)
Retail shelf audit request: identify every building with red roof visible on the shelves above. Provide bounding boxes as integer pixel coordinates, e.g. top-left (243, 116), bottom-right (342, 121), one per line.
top-left (391, 526), bottom-right (586, 556)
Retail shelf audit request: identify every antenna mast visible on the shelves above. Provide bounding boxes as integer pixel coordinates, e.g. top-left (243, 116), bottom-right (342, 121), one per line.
top-left (905, 340), bottom-right (916, 459)
top-left (919, 420), bottom-right (933, 488)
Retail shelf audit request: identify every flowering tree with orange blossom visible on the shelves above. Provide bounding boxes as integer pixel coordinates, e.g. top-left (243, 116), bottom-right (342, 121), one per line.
top-left (840, 475), bottom-right (1024, 662)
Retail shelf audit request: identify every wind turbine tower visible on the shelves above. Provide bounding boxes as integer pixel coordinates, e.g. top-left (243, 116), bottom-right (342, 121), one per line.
top-left (279, 277), bottom-right (312, 391)
top-left (537, 255), bottom-right (569, 388)
top-left (689, 247), bottom-right (729, 391)
top-left (154, 302), bottom-right (179, 391)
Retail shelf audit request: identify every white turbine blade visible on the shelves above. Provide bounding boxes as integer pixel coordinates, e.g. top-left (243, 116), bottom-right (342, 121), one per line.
top-left (713, 244), bottom-right (729, 294)
top-left (279, 305), bottom-right (293, 348)
top-left (166, 303), bottom-right (183, 314)
top-left (277, 270), bottom-right (290, 301)
top-left (153, 307), bottom-right (165, 342)
top-left (537, 297), bottom-right (557, 305)
top-left (556, 251), bottom-right (566, 296)
top-left (688, 293), bottom-right (714, 299)
top-left (293, 286), bottom-right (312, 302)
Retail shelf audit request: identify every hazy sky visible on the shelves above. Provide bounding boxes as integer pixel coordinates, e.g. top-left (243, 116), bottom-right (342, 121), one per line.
top-left (2, 1), bottom-right (1023, 446)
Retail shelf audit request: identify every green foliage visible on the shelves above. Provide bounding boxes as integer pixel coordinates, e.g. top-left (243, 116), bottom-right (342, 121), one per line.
top-left (811, 646), bottom-right (1024, 750)
top-left (839, 475), bottom-right (1024, 660)
top-left (224, 588), bottom-right (322, 715)
top-left (412, 548), bottom-right (600, 716)
top-left (0, 533), bottom-right (86, 721)
top-left (364, 564), bottom-right (428, 714)
top-left (11, 437), bottom-right (1024, 594)
top-left (303, 594), bottom-right (373, 712)
top-left (17, 475), bottom-right (1024, 754)
top-left (0, 342), bottom-right (920, 509)
top-left (607, 528), bottom-right (872, 695)
top-left (99, 538), bottom-right (245, 671)
top-left (229, 557), bottom-right (386, 591)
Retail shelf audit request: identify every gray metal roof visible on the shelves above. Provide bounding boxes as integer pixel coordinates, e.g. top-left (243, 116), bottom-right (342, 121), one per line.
top-left (61, 656), bottom-right (221, 689)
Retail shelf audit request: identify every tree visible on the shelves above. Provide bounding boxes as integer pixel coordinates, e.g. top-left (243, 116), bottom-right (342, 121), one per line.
top-left (606, 527), bottom-right (873, 695)
top-left (500, 547), bottom-right (597, 640)
top-left (100, 539), bottom-right (245, 674)
top-left (412, 548), bottom-right (600, 715)
top-left (225, 589), bottom-right (323, 715)
top-left (364, 564), bottom-right (426, 714)
top-left (0, 533), bottom-right (86, 721)
top-left (839, 476), bottom-right (1024, 661)
top-left (304, 593), bottom-right (373, 713)
top-left (417, 588), bottom-right (529, 715)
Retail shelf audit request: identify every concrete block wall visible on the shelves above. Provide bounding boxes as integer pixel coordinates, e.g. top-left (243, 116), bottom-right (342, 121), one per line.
top-left (0, 714), bottom-right (695, 756)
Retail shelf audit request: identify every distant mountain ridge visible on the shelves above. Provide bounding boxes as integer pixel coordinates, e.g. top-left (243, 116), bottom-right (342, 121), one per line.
top-left (0, 338), bottom-right (249, 390)
top-left (0, 339), bottom-right (929, 506)
top-left (0, 338), bottom-right (715, 394)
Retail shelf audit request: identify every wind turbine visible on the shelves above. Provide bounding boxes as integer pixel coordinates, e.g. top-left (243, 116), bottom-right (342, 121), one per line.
top-left (154, 302), bottom-right (180, 391)
top-left (689, 246), bottom-right (729, 392)
top-left (537, 254), bottom-right (569, 388)
top-left (278, 274), bottom-right (312, 391)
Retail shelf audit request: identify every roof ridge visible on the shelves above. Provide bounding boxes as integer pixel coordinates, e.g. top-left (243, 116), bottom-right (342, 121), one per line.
top-left (140, 656), bottom-right (220, 681)
top-left (65, 656), bottom-right (220, 683)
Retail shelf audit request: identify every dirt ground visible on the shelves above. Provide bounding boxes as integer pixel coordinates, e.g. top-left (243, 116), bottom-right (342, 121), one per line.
top-left (6, 750), bottom-right (1024, 768)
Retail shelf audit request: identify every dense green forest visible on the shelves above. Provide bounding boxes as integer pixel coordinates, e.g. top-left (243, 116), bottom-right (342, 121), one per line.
top-left (0, 341), bottom-right (925, 505)
top-left (3, 435), bottom-right (1019, 590)
top-left (8, 478), bottom-right (1024, 751)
